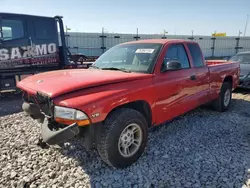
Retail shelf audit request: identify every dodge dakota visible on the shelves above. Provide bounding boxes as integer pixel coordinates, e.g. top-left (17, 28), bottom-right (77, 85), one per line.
top-left (17, 39), bottom-right (240, 168)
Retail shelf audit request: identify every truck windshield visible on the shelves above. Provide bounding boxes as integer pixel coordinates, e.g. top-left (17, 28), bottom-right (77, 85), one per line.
top-left (229, 54), bottom-right (250, 64)
top-left (93, 43), bottom-right (162, 73)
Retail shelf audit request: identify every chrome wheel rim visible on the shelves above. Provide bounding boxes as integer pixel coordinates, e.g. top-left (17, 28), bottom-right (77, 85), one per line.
top-left (118, 123), bottom-right (142, 158)
top-left (224, 89), bottom-right (231, 107)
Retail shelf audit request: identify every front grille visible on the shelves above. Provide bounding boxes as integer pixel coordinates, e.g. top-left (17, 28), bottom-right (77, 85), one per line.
top-left (36, 92), bottom-right (49, 103)
top-left (36, 92), bottom-right (53, 117)
top-left (22, 91), bottom-right (53, 117)
top-left (23, 91), bottom-right (36, 103)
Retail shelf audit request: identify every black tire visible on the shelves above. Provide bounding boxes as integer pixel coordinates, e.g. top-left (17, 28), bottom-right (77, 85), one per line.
top-left (96, 108), bottom-right (148, 168)
top-left (212, 82), bottom-right (232, 112)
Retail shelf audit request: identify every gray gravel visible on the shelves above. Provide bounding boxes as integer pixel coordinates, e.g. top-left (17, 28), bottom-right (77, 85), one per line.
top-left (1, 90), bottom-right (250, 188)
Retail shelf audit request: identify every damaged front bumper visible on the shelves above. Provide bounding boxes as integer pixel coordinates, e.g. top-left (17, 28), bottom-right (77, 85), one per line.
top-left (41, 119), bottom-right (79, 145)
top-left (22, 101), bottom-right (80, 145)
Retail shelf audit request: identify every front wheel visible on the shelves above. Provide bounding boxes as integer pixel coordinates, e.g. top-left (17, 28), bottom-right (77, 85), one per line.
top-left (212, 82), bottom-right (232, 112)
top-left (96, 108), bottom-right (148, 168)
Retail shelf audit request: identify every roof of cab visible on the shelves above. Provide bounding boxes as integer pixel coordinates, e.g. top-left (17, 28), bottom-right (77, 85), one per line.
top-left (120, 39), bottom-right (196, 45)
top-left (0, 12), bottom-right (57, 19)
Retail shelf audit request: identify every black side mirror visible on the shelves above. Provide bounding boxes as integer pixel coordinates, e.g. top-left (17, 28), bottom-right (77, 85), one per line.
top-left (161, 60), bottom-right (182, 72)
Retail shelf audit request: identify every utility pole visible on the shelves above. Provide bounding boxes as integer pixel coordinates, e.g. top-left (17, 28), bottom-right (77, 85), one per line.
top-left (244, 14), bottom-right (249, 37)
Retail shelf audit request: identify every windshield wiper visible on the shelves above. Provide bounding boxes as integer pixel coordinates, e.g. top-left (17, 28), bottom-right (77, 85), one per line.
top-left (101, 67), bottom-right (131, 73)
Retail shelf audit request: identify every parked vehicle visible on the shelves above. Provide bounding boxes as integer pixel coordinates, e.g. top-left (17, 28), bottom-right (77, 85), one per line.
top-left (228, 51), bottom-right (250, 89)
top-left (17, 39), bottom-right (240, 168)
top-left (0, 13), bottom-right (95, 92)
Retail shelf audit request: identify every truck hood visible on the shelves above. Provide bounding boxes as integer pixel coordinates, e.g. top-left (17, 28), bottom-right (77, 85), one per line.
top-left (17, 69), bottom-right (152, 98)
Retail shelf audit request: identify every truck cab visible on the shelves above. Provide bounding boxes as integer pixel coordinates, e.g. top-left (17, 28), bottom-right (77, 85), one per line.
top-left (0, 13), bottom-right (68, 91)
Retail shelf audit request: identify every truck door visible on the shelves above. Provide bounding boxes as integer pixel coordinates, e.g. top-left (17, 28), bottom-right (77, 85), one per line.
top-left (154, 43), bottom-right (198, 124)
top-left (30, 17), bottom-right (59, 67)
top-left (186, 43), bottom-right (210, 104)
top-left (0, 14), bottom-right (30, 69)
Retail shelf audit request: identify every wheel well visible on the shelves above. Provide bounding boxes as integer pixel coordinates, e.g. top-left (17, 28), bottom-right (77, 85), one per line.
top-left (224, 76), bottom-right (233, 85)
top-left (109, 100), bottom-right (152, 127)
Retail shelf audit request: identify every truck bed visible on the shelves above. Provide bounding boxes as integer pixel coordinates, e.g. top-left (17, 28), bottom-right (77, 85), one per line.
top-left (207, 60), bottom-right (240, 100)
top-left (206, 60), bottom-right (228, 65)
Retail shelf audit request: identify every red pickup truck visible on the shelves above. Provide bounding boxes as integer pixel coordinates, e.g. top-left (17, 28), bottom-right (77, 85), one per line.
top-left (17, 39), bottom-right (240, 168)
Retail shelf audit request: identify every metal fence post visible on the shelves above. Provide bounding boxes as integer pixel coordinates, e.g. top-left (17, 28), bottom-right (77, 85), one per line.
top-left (134, 28), bottom-right (140, 40)
top-left (211, 37), bottom-right (216, 57)
top-left (235, 37), bottom-right (240, 54)
top-left (162, 30), bottom-right (167, 39)
top-left (65, 28), bottom-right (70, 50)
top-left (235, 31), bottom-right (243, 54)
top-left (188, 30), bottom-right (194, 40)
top-left (100, 27), bottom-right (107, 54)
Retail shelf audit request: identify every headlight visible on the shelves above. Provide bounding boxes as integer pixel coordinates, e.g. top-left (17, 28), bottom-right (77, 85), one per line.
top-left (54, 106), bottom-right (90, 126)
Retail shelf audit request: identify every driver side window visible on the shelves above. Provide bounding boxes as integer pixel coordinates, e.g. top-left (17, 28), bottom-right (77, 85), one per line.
top-left (1, 19), bottom-right (24, 41)
top-left (164, 44), bottom-right (190, 69)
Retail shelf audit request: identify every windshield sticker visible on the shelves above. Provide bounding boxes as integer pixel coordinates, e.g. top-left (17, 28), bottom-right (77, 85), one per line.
top-left (135, 49), bottom-right (155, 53)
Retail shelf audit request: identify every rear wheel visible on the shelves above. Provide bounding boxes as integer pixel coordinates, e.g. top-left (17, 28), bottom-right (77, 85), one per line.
top-left (96, 108), bottom-right (148, 168)
top-left (212, 82), bottom-right (232, 112)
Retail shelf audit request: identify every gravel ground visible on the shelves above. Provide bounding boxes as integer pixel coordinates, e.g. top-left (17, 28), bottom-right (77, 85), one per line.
top-left (1, 90), bottom-right (250, 188)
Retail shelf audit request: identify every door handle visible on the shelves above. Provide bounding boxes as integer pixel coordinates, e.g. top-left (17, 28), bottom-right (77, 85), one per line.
top-left (190, 75), bottom-right (196, 80)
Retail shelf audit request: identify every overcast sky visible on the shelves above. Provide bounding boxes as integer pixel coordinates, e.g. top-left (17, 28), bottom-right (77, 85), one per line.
top-left (1, 0), bottom-right (250, 36)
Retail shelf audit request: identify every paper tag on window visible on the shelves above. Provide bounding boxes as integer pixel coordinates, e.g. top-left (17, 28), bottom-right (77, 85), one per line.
top-left (135, 49), bottom-right (155, 53)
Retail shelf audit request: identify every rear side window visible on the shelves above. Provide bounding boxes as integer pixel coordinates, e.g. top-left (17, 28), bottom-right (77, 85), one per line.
top-left (34, 19), bottom-right (57, 39)
top-left (187, 43), bottom-right (204, 67)
top-left (1, 19), bottom-right (24, 40)
top-left (165, 44), bottom-right (190, 69)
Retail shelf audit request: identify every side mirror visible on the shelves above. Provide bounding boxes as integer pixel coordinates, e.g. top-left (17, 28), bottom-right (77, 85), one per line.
top-left (161, 60), bottom-right (182, 72)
